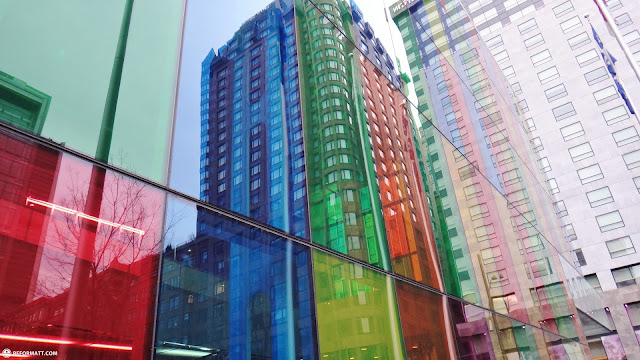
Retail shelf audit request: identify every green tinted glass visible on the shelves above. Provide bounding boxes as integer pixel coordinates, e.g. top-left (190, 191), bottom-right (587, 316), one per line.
top-left (0, 0), bottom-right (184, 183)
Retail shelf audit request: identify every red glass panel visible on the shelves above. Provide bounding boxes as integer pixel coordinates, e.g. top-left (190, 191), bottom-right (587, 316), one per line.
top-left (0, 129), bottom-right (164, 360)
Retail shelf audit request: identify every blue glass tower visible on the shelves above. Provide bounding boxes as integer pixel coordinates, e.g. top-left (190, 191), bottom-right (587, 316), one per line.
top-left (184, 1), bottom-right (316, 359)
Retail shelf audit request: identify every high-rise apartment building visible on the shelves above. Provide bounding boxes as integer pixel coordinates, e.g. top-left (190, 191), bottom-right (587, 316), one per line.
top-left (452, 0), bottom-right (640, 356)
top-left (0, 1), bottom-right (621, 359)
top-left (390, 0), bottom-right (619, 358)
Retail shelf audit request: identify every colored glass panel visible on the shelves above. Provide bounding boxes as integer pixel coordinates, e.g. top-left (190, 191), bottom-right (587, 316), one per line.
top-left (312, 250), bottom-right (404, 359)
top-left (0, 127), bottom-right (164, 359)
top-left (198, 1), bottom-right (309, 237)
top-left (0, 1), bottom-right (618, 359)
top-left (385, 0), bottom-right (604, 357)
top-left (294, 0), bottom-right (392, 270)
top-left (395, 280), bottom-right (456, 359)
top-left (0, 1), bottom-right (184, 183)
top-left (155, 196), bottom-right (316, 360)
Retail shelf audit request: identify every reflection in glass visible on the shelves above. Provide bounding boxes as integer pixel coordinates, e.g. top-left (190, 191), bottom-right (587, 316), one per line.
top-left (155, 197), bottom-right (316, 359)
top-left (395, 280), bottom-right (458, 359)
top-left (0, 71), bottom-right (50, 134)
top-left (0, 1), bottom-right (185, 182)
top-left (199, 0), bottom-right (309, 237)
top-left (313, 250), bottom-right (405, 359)
top-left (383, 0), bottom-right (599, 357)
top-left (295, 0), bottom-right (393, 269)
top-left (0, 128), bottom-right (164, 359)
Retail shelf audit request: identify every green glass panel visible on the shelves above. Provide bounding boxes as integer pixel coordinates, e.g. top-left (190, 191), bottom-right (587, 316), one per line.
top-left (294, 0), bottom-right (391, 270)
top-left (0, 0), bottom-right (184, 183)
top-left (312, 250), bottom-right (405, 359)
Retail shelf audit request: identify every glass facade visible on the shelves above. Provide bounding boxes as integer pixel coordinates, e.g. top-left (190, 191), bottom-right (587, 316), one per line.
top-left (0, 0), bottom-right (613, 359)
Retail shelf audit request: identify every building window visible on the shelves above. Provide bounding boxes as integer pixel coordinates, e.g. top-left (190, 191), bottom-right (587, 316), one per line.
top-left (539, 157), bottom-right (552, 172)
top-left (623, 30), bottom-right (640, 46)
top-left (250, 178), bottom-right (260, 191)
top-left (517, 99), bottom-right (529, 114)
top-left (573, 249), bottom-right (587, 266)
top-left (607, 236), bottom-right (636, 258)
top-left (532, 137), bottom-right (543, 152)
top-left (531, 49), bottom-right (552, 67)
top-left (547, 178), bottom-right (560, 194)
top-left (538, 66), bottom-right (559, 84)
top-left (623, 149), bottom-right (640, 169)
top-left (553, 1), bottom-right (574, 17)
top-left (584, 67), bottom-right (609, 86)
top-left (625, 302), bottom-right (640, 330)
top-left (603, 105), bottom-right (630, 125)
top-left (474, 224), bottom-right (496, 242)
top-left (563, 224), bottom-right (577, 241)
top-left (511, 82), bottom-right (523, 96)
top-left (612, 263), bottom-right (640, 288)
top-left (587, 186), bottom-right (614, 207)
top-left (458, 163), bottom-right (477, 181)
top-left (486, 35), bottom-right (504, 49)
top-left (577, 164), bottom-right (604, 184)
top-left (576, 48), bottom-right (600, 67)
top-left (634, 177), bottom-right (640, 193)
top-left (469, 203), bottom-right (489, 220)
top-left (344, 212), bottom-right (357, 225)
top-left (560, 122), bottom-right (585, 141)
top-left (487, 269), bottom-right (509, 288)
top-left (615, 13), bottom-right (633, 28)
top-left (502, 66), bottom-right (516, 79)
top-left (554, 200), bottom-right (568, 217)
top-left (553, 102), bottom-right (577, 121)
top-left (560, 16), bottom-right (582, 33)
top-left (568, 32), bottom-right (591, 49)
top-left (584, 274), bottom-right (602, 292)
top-left (596, 211), bottom-right (624, 232)
top-left (518, 18), bottom-right (538, 34)
top-left (481, 246), bottom-right (503, 264)
top-left (607, 0), bottom-right (622, 11)
top-left (613, 126), bottom-right (640, 146)
top-left (525, 117), bottom-right (535, 132)
top-left (524, 33), bottom-right (545, 50)
top-left (522, 234), bottom-right (544, 253)
top-left (464, 183), bottom-right (483, 200)
top-left (530, 258), bottom-right (551, 278)
top-left (568, 142), bottom-right (594, 162)
top-left (593, 86), bottom-right (619, 105)
top-left (545, 84), bottom-right (568, 102)
top-left (493, 50), bottom-right (510, 64)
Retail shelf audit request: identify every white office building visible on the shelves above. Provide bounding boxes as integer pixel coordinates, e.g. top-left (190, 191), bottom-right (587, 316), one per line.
top-left (457, 0), bottom-right (640, 356)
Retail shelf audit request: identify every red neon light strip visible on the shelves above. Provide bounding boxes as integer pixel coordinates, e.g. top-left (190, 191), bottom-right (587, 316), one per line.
top-left (26, 197), bottom-right (145, 236)
top-left (0, 333), bottom-right (74, 345)
top-left (0, 333), bottom-right (132, 352)
top-left (85, 343), bottom-right (133, 351)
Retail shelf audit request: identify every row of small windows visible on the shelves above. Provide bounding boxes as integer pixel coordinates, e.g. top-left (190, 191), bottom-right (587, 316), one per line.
top-left (545, 148), bottom-right (640, 196)
top-left (586, 263), bottom-right (640, 291)
top-left (551, 101), bottom-right (631, 127)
